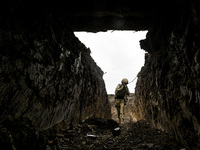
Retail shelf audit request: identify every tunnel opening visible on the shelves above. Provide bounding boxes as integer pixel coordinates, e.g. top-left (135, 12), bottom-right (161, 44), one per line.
top-left (74, 30), bottom-right (147, 94)
top-left (0, 0), bottom-right (200, 149)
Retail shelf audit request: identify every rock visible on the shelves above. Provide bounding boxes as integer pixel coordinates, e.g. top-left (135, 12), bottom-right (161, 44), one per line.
top-left (112, 127), bottom-right (121, 136)
top-left (86, 133), bottom-right (98, 139)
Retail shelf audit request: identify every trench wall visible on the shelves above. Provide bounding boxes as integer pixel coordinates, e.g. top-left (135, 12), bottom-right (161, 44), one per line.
top-left (0, 18), bottom-right (111, 131)
top-left (134, 1), bottom-right (200, 148)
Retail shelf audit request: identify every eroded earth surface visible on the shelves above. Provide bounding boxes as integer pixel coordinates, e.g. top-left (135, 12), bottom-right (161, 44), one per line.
top-left (44, 94), bottom-right (184, 150)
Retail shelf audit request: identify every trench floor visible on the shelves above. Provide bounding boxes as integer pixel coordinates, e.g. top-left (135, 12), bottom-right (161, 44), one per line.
top-left (45, 118), bottom-right (185, 150)
top-left (44, 95), bottom-right (184, 150)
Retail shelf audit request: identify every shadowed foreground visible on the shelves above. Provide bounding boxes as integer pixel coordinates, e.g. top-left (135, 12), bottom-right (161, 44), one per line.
top-left (43, 94), bottom-right (184, 150)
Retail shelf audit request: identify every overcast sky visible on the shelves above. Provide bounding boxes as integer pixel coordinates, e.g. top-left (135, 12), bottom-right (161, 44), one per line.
top-left (74, 30), bottom-right (147, 94)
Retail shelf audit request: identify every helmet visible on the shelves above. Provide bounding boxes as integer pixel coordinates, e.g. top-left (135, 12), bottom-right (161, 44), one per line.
top-left (121, 78), bottom-right (128, 84)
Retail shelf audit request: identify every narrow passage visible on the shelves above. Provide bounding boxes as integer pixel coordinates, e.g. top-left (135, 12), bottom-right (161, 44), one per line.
top-left (45, 94), bottom-right (184, 150)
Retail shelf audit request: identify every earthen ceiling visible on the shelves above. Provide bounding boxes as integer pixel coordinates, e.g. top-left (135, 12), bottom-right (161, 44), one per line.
top-left (1, 0), bottom-right (175, 32)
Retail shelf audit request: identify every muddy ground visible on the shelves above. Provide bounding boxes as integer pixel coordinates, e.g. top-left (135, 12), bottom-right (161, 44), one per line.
top-left (44, 94), bottom-right (185, 150)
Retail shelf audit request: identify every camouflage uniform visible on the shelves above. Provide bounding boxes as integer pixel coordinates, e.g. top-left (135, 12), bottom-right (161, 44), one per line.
top-left (115, 79), bottom-right (130, 126)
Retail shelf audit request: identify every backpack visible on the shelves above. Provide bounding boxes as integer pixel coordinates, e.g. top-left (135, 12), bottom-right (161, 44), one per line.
top-left (115, 84), bottom-right (126, 99)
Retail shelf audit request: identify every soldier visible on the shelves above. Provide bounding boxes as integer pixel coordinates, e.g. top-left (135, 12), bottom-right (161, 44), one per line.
top-left (115, 78), bottom-right (130, 126)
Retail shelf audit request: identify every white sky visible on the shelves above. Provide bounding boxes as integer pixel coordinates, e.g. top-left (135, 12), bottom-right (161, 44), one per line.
top-left (74, 30), bottom-right (147, 94)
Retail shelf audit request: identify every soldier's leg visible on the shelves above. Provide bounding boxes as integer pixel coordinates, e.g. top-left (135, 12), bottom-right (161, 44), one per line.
top-left (115, 99), bottom-right (120, 120)
top-left (119, 99), bottom-right (125, 125)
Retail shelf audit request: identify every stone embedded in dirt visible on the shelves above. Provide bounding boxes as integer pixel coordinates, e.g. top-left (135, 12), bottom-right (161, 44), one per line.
top-left (112, 127), bottom-right (121, 136)
top-left (86, 133), bottom-right (98, 139)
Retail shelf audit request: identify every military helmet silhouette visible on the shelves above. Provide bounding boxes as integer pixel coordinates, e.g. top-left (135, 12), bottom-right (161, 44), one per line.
top-left (121, 78), bottom-right (128, 84)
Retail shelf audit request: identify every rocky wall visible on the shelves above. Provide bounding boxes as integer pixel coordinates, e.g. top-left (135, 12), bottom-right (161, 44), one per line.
top-left (0, 17), bottom-right (111, 133)
top-left (134, 0), bottom-right (200, 149)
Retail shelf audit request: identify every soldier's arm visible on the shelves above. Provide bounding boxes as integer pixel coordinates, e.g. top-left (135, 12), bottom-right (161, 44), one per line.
top-left (116, 84), bottom-right (124, 91)
top-left (115, 84), bottom-right (122, 94)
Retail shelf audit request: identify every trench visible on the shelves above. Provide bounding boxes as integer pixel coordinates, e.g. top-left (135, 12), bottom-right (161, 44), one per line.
top-left (42, 31), bottom-right (185, 149)
top-left (1, 0), bottom-right (200, 149)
